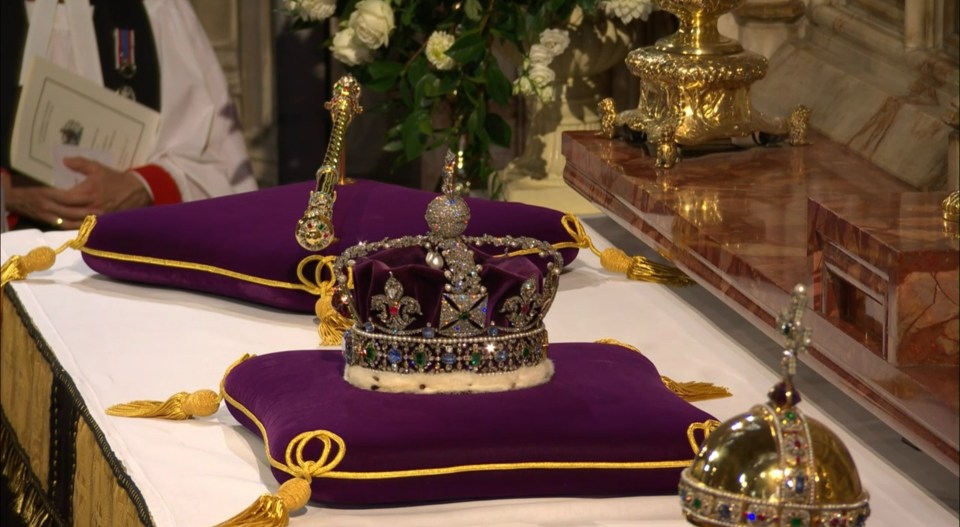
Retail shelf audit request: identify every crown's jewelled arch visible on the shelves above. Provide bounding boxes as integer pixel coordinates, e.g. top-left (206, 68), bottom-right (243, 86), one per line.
top-left (332, 150), bottom-right (563, 394)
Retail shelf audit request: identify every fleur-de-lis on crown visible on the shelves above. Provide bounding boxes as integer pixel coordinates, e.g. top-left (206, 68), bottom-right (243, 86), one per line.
top-left (370, 274), bottom-right (422, 332)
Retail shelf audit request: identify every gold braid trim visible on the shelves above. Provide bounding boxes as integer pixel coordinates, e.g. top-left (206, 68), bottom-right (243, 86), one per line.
top-left (105, 354), bottom-right (253, 420)
top-left (1, 215), bottom-right (97, 289)
top-left (298, 255), bottom-right (351, 346)
top-left (595, 339), bottom-right (732, 402)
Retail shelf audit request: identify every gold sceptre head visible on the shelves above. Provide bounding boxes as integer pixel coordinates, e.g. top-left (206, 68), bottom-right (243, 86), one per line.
top-left (295, 75), bottom-right (364, 251)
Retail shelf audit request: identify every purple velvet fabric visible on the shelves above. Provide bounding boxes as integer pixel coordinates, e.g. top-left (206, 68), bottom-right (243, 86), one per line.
top-left (80, 180), bottom-right (578, 313)
top-left (223, 343), bottom-right (715, 506)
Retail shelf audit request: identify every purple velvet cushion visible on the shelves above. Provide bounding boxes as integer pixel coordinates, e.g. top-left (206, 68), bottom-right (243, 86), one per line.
top-left (80, 180), bottom-right (578, 313)
top-left (223, 342), bottom-right (716, 505)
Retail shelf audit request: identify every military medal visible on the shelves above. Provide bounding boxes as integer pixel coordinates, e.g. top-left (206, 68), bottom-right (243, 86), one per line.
top-left (113, 28), bottom-right (137, 99)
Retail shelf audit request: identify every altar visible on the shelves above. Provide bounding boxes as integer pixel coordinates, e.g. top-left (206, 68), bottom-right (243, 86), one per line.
top-left (562, 131), bottom-right (960, 472)
top-left (1, 219), bottom-right (957, 526)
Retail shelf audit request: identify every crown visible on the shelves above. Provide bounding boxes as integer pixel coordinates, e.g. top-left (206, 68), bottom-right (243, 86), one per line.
top-left (331, 152), bottom-right (562, 394)
top-left (678, 284), bottom-right (870, 527)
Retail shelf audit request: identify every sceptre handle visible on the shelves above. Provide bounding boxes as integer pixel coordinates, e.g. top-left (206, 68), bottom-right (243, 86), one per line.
top-left (295, 75), bottom-right (363, 251)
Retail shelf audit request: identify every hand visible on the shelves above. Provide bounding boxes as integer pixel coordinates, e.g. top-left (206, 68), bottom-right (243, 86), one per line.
top-left (4, 157), bottom-right (152, 229)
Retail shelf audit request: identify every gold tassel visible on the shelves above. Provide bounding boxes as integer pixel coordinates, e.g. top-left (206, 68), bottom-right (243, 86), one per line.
top-left (1, 215), bottom-right (97, 288)
top-left (660, 377), bottom-right (732, 402)
top-left (502, 214), bottom-right (693, 287)
top-left (106, 355), bottom-right (252, 421)
top-left (105, 389), bottom-right (221, 420)
top-left (315, 279), bottom-right (351, 346)
top-left (597, 246), bottom-right (695, 286)
top-left (215, 428), bottom-right (344, 526)
top-left (298, 255), bottom-right (352, 346)
top-left (214, 478), bottom-right (311, 527)
top-left (557, 211), bottom-right (694, 287)
top-left (595, 339), bottom-right (731, 402)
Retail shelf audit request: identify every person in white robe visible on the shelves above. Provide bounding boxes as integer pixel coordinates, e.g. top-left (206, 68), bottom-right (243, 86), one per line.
top-left (0, 0), bottom-right (258, 231)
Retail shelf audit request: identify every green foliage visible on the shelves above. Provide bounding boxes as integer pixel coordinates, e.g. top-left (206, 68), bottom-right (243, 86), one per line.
top-left (300, 0), bottom-right (599, 196)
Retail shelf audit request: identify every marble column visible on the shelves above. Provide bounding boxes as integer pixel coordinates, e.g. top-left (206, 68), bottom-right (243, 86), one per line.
top-left (732, 0), bottom-right (806, 58)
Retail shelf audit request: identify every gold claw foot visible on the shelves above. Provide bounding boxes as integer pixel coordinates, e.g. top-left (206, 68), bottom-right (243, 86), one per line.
top-left (598, 98), bottom-right (619, 139)
top-left (788, 105), bottom-right (811, 146)
top-left (655, 126), bottom-right (680, 168)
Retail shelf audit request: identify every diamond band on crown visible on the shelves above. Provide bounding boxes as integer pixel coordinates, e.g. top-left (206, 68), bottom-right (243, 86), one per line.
top-left (342, 325), bottom-right (548, 374)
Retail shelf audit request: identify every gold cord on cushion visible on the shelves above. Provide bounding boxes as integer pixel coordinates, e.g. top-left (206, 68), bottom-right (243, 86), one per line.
top-left (78, 247), bottom-right (322, 294)
top-left (686, 420), bottom-right (721, 455)
top-left (0, 215), bottom-right (97, 289)
top-left (298, 255), bottom-right (351, 345)
top-left (594, 338), bottom-right (732, 402)
top-left (106, 354), bottom-right (253, 420)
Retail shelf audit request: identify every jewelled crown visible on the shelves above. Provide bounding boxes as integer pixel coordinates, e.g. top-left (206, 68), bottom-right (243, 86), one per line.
top-left (678, 284), bottom-right (870, 527)
top-left (332, 152), bottom-right (562, 394)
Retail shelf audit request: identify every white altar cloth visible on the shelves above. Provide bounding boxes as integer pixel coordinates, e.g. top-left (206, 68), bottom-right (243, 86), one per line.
top-left (2, 224), bottom-right (956, 527)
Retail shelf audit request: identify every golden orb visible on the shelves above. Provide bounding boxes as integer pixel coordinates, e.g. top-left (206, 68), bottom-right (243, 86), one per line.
top-left (678, 284), bottom-right (870, 526)
top-left (678, 401), bottom-right (870, 526)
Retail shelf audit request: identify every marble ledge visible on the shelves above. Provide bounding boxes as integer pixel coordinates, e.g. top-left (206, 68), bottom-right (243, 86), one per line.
top-left (561, 131), bottom-right (959, 470)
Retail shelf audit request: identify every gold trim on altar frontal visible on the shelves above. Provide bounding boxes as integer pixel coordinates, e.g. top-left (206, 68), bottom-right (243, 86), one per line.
top-left (611, 0), bottom-right (809, 168)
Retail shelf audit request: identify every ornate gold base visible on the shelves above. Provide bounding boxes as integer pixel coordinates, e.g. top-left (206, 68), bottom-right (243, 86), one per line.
top-left (604, 47), bottom-right (809, 168)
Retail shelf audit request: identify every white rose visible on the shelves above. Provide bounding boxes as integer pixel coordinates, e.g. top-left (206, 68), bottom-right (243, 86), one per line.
top-left (331, 28), bottom-right (374, 66)
top-left (538, 29), bottom-right (570, 57)
top-left (301, 0), bottom-right (336, 20)
top-left (528, 63), bottom-right (556, 89)
top-left (512, 75), bottom-right (535, 96)
top-left (349, 0), bottom-right (395, 49)
top-left (425, 31), bottom-right (456, 71)
top-left (535, 83), bottom-right (556, 103)
top-left (528, 44), bottom-right (554, 66)
top-left (601, 0), bottom-right (654, 23)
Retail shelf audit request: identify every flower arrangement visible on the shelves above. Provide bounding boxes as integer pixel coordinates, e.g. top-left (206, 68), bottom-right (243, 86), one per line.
top-left (285, 0), bottom-right (653, 195)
